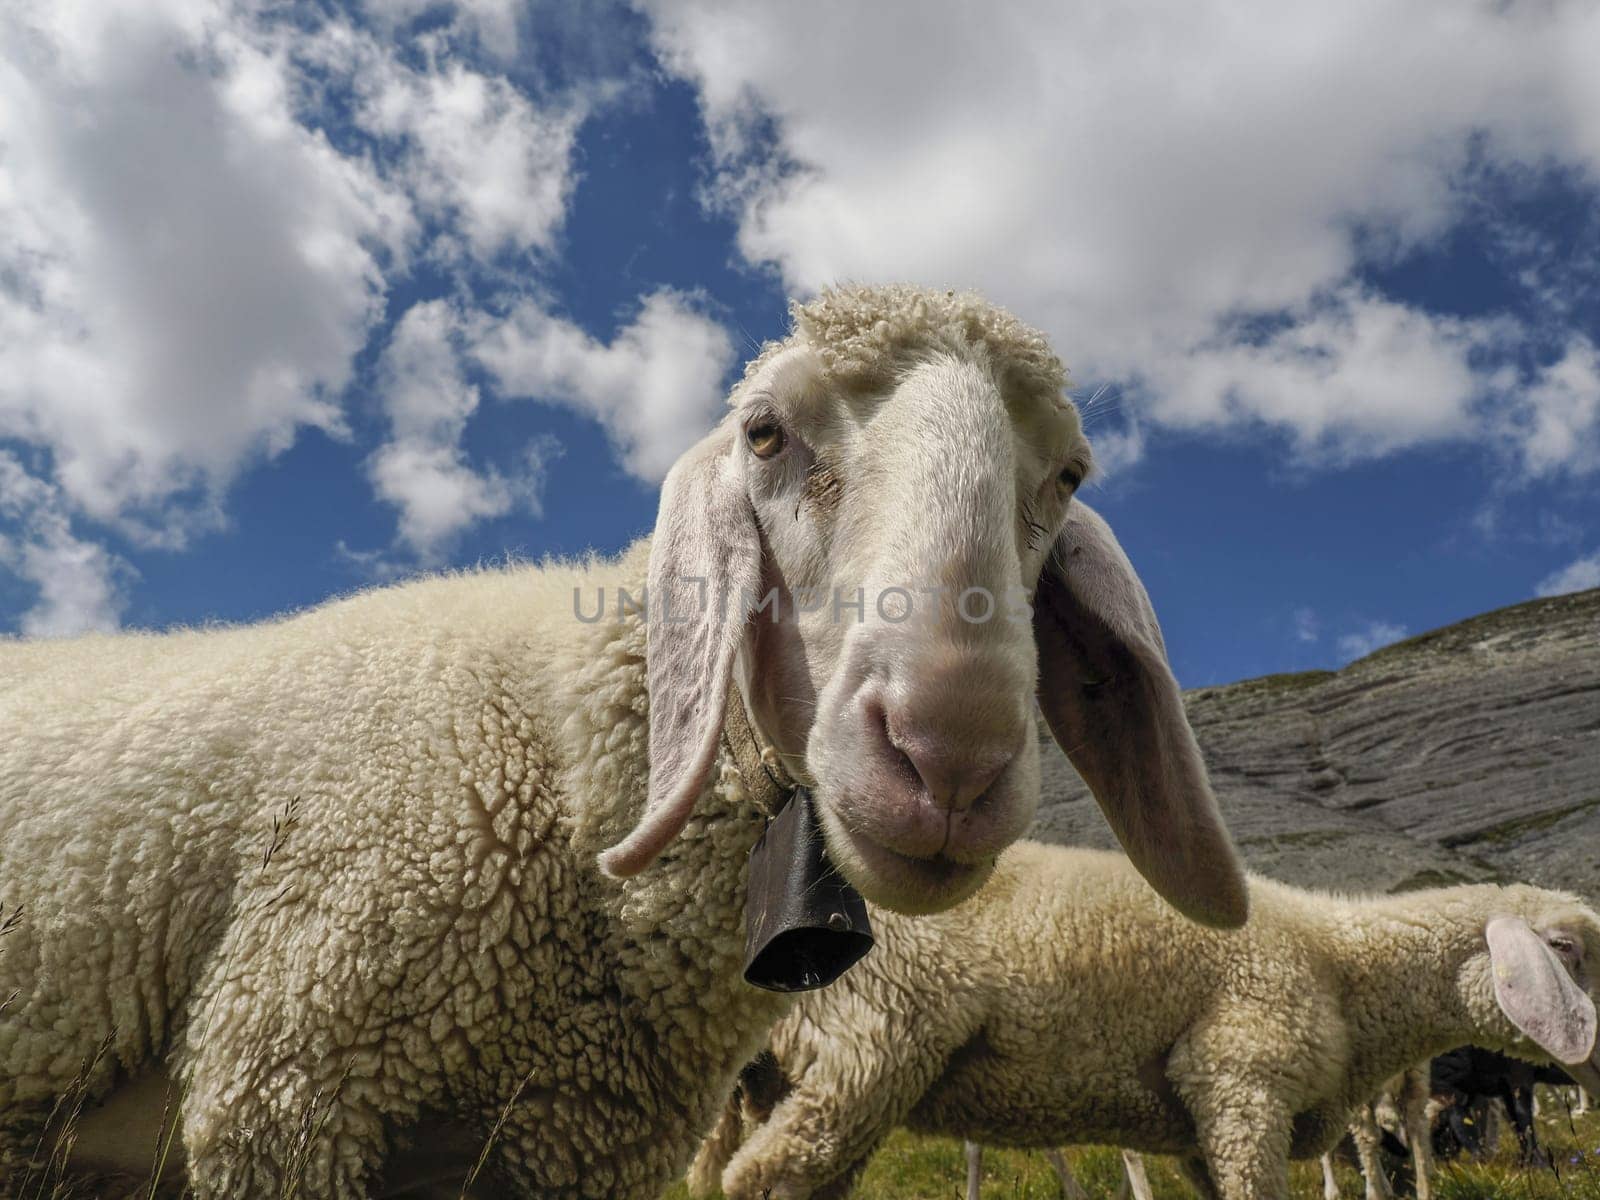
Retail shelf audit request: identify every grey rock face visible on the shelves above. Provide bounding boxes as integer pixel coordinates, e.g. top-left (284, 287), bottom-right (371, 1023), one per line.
top-left (1031, 588), bottom-right (1600, 902)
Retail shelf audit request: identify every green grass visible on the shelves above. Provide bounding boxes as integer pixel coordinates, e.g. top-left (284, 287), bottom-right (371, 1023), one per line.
top-left (665, 1102), bottom-right (1600, 1199)
top-left (30, 1097), bottom-right (1600, 1197)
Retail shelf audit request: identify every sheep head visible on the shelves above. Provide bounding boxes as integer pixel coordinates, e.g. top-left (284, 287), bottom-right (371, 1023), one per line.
top-left (1464, 891), bottom-right (1600, 1095)
top-left (600, 286), bottom-right (1247, 926)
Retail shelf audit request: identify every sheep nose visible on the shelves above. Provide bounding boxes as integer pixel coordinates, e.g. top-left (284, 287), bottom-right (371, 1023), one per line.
top-left (876, 659), bottom-right (1027, 813)
top-left (885, 720), bottom-right (1011, 812)
top-left (835, 645), bottom-right (1035, 866)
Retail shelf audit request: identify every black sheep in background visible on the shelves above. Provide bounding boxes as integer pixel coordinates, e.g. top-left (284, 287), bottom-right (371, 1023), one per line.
top-left (1431, 1047), bottom-right (1578, 1165)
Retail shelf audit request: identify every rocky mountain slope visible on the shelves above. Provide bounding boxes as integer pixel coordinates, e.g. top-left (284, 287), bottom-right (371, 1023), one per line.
top-left (1033, 587), bottom-right (1600, 903)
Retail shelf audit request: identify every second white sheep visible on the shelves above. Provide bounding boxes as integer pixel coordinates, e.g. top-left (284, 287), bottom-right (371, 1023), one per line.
top-left (694, 844), bottom-right (1600, 1200)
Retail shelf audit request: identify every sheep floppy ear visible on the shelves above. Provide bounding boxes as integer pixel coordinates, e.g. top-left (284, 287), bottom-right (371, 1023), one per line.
top-left (1486, 916), bottom-right (1598, 1066)
top-left (1033, 501), bottom-right (1248, 929)
top-left (599, 425), bottom-right (763, 878)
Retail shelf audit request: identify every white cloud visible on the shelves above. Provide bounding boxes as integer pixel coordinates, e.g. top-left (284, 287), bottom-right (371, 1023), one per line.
top-left (361, 0), bottom-right (521, 58)
top-left (305, 23), bottom-right (581, 262)
top-left (380, 66), bottom-right (578, 261)
top-left (1535, 550), bottom-right (1600, 598)
top-left (641, 0), bottom-right (1600, 474)
top-left (0, 453), bottom-right (129, 637)
top-left (1337, 620), bottom-right (1408, 663)
top-left (0, 0), bottom-right (413, 546)
top-left (1141, 288), bottom-right (1501, 462)
top-left (1508, 336), bottom-right (1600, 477)
top-left (368, 439), bottom-right (512, 556)
top-left (370, 300), bottom-right (557, 559)
top-left (0, 0), bottom-right (614, 624)
top-left (1293, 607), bottom-right (1320, 644)
top-left (471, 289), bottom-right (737, 482)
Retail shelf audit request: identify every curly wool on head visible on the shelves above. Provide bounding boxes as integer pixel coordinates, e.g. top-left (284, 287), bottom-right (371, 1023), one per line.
top-left (735, 284), bottom-right (1072, 406)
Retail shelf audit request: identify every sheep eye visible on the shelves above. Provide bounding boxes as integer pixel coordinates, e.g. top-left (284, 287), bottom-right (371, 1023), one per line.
top-left (746, 420), bottom-right (786, 460)
top-left (1057, 466), bottom-right (1083, 492)
top-left (1548, 936), bottom-right (1578, 960)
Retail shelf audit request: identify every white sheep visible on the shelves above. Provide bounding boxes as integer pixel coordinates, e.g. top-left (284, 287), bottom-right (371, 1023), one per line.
top-left (0, 286), bottom-right (1246, 1198)
top-left (693, 843), bottom-right (1600, 1200)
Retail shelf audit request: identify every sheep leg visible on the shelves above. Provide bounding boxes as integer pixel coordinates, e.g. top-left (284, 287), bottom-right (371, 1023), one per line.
top-left (719, 1016), bottom-right (948, 1200)
top-left (1121, 1150), bottom-right (1154, 1200)
top-left (1190, 1089), bottom-right (1294, 1200)
top-left (689, 1090), bottom-right (749, 1198)
top-left (1170, 1008), bottom-right (1298, 1200)
top-left (181, 1039), bottom-right (389, 1199)
top-left (1044, 1148), bottom-right (1090, 1200)
top-left (720, 1085), bottom-right (893, 1200)
top-left (965, 1140), bottom-right (982, 1200)
top-left (1348, 1106), bottom-right (1393, 1200)
top-left (1504, 1083), bottom-right (1544, 1166)
top-left (1441, 1101), bottom-right (1477, 1159)
top-left (1397, 1069), bottom-right (1434, 1200)
top-left (1319, 1152), bottom-right (1341, 1200)
top-left (175, 915), bottom-right (413, 1199)
top-left (1478, 1096), bottom-right (1502, 1157)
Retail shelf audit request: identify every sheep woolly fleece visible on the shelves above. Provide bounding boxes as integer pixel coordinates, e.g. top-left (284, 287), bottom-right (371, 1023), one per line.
top-left (694, 844), bottom-right (1600, 1200)
top-left (0, 285), bottom-right (1078, 1198)
top-left (738, 285), bottom-right (1071, 404)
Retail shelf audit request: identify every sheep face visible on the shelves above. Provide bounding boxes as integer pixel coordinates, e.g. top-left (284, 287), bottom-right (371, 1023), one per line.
top-left (735, 344), bottom-right (1070, 914)
top-left (1462, 896), bottom-right (1600, 1097)
top-left (601, 289), bottom-right (1247, 929)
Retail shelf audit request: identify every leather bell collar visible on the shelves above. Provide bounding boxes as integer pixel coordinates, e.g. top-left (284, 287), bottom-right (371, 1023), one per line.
top-left (724, 697), bottom-right (874, 992)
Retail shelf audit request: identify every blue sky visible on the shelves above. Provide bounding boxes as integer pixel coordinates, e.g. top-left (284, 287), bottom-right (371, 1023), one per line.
top-left (2, 0), bottom-right (1598, 688)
